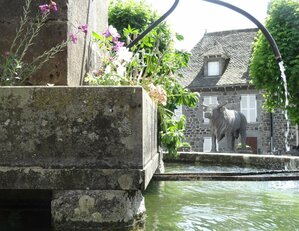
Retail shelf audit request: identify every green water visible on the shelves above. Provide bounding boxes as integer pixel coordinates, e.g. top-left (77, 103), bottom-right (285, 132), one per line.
top-left (144, 163), bottom-right (299, 231)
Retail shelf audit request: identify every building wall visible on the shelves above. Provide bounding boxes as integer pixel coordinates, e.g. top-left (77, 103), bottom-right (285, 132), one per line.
top-left (272, 110), bottom-right (298, 154)
top-left (183, 88), bottom-right (283, 154)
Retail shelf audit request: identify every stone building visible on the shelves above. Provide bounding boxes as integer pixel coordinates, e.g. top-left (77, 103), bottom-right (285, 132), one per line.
top-left (181, 28), bottom-right (297, 154)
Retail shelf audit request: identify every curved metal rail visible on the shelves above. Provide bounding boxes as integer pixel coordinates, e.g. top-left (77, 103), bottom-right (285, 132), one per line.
top-left (127, 0), bottom-right (180, 49)
top-left (127, 0), bottom-right (282, 62)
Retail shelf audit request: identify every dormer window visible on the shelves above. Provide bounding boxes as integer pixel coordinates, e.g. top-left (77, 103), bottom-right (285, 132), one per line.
top-left (208, 61), bottom-right (220, 76)
top-left (204, 57), bottom-right (226, 77)
top-left (202, 42), bottom-right (229, 77)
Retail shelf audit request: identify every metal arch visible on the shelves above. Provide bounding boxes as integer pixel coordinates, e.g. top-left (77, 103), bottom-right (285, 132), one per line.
top-left (202, 0), bottom-right (282, 62)
top-left (127, 0), bottom-right (180, 49)
top-left (128, 0), bottom-right (282, 63)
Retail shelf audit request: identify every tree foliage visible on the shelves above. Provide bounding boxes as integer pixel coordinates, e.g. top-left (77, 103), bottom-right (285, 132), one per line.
top-left (109, 0), bottom-right (172, 51)
top-left (109, 0), bottom-right (157, 38)
top-left (250, 0), bottom-right (299, 124)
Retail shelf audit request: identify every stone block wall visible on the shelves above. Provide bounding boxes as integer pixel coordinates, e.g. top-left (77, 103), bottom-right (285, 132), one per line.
top-left (272, 110), bottom-right (297, 154)
top-left (0, 87), bottom-right (149, 169)
top-left (183, 88), bottom-right (291, 154)
top-left (0, 86), bottom-right (158, 230)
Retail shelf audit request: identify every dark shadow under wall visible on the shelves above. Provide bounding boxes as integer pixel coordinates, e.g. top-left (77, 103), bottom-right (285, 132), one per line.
top-left (0, 190), bottom-right (51, 231)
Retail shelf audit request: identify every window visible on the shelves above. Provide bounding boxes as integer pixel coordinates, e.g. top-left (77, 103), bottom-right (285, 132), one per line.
top-left (173, 105), bottom-right (183, 121)
top-left (203, 137), bottom-right (212, 152)
top-left (203, 96), bottom-right (218, 124)
top-left (208, 61), bottom-right (220, 76)
top-left (240, 94), bottom-right (257, 123)
top-left (203, 137), bottom-right (218, 152)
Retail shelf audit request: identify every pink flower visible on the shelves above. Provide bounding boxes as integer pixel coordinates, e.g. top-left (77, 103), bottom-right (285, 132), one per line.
top-left (103, 25), bottom-right (120, 40)
top-left (113, 41), bottom-right (125, 51)
top-left (39, 4), bottom-right (51, 14)
top-left (78, 24), bottom-right (88, 34)
top-left (39, 1), bottom-right (58, 14)
top-left (69, 33), bottom-right (78, 44)
top-left (112, 37), bottom-right (119, 43)
top-left (50, 1), bottom-right (58, 11)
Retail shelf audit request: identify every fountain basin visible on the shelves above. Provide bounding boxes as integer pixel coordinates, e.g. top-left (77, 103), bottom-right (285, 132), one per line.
top-left (145, 162), bottom-right (299, 231)
top-left (178, 152), bottom-right (299, 170)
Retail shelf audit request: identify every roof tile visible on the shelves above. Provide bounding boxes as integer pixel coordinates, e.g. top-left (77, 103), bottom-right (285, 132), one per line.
top-left (180, 28), bottom-right (258, 88)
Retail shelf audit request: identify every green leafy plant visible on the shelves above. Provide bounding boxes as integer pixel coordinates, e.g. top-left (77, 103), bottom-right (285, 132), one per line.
top-left (250, 0), bottom-right (299, 124)
top-left (85, 24), bottom-right (199, 157)
top-left (109, 0), bottom-right (160, 41)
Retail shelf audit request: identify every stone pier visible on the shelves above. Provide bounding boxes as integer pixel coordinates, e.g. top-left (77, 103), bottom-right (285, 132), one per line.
top-left (0, 86), bottom-right (159, 230)
top-left (0, 0), bottom-right (108, 85)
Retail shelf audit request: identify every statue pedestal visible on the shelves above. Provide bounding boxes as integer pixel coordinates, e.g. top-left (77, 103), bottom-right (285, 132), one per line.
top-left (236, 145), bottom-right (253, 154)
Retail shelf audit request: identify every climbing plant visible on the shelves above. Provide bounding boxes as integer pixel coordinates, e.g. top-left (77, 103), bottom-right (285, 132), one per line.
top-left (250, 0), bottom-right (299, 124)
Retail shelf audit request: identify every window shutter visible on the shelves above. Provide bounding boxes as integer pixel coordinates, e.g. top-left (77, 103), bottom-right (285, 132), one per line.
top-left (203, 137), bottom-right (212, 152)
top-left (240, 94), bottom-right (257, 123)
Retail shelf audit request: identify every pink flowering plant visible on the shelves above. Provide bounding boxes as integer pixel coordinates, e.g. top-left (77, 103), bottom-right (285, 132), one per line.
top-left (85, 26), bottom-right (134, 86)
top-left (0, 0), bottom-right (87, 85)
top-left (85, 25), bottom-right (168, 106)
top-left (85, 25), bottom-right (199, 155)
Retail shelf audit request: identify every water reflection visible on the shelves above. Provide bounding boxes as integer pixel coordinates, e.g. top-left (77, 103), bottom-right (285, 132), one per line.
top-left (144, 163), bottom-right (299, 231)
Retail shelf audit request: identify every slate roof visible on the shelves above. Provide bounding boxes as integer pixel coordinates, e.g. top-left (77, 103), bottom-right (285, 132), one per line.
top-left (180, 28), bottom-right (258, 89)
top-left (202, 41), bottom-right (229, 59)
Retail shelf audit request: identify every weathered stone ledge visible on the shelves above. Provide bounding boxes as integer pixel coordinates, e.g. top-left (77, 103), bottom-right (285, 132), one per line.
top-left (178, 152), bottom-right (299, 170)
top-left (0, 167), bottom-right (144, 190)
top-left (0, 86), bottom-right (158, 230)
top-left (0, 86), bottom-right (157, 169)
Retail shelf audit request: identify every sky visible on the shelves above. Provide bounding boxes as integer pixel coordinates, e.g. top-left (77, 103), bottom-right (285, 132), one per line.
top-left (146, 0), bottom-right (270, 50)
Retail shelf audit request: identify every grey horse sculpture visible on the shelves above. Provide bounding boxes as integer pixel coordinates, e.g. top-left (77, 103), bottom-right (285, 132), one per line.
top-left (203, 102), bottom-right (247, 152)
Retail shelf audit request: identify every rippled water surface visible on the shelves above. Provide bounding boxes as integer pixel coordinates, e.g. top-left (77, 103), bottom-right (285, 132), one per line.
top-left (144, 163), bottom-right (299, 231)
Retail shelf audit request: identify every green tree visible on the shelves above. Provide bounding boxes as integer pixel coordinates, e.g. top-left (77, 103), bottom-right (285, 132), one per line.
top-left (109, 0), bottom-right (157, 38)
top-left (109, 0), bottom-right (172, 51)
top-left (250, 0), bottom-right (299, 124)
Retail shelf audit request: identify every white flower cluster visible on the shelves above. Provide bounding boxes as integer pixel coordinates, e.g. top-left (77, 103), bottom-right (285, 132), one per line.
top-left (85, 25), bottom-right (134, 86)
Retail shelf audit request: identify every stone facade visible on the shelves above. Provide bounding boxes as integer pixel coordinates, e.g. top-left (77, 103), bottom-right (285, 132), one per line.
top-left (184, 87), bottom-right (267, 153)
top-left (52, 190), bottom-right (145, 231)
top-left (181, 29), bottom-right (297, 154)
top-left (184, 88), bottom-right (297, 154)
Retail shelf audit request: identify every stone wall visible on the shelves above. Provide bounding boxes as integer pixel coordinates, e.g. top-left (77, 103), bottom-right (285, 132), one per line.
top-left (0, 86), bottom-right (158, 230)
top-left (183, 87), bottom-right (294, 154)
top-left (272, 110), bottom-right (297, 154)
top-left (0, 0), bottom-right (108, 85)
top-left (178, 152), bottom-right (299, 170)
